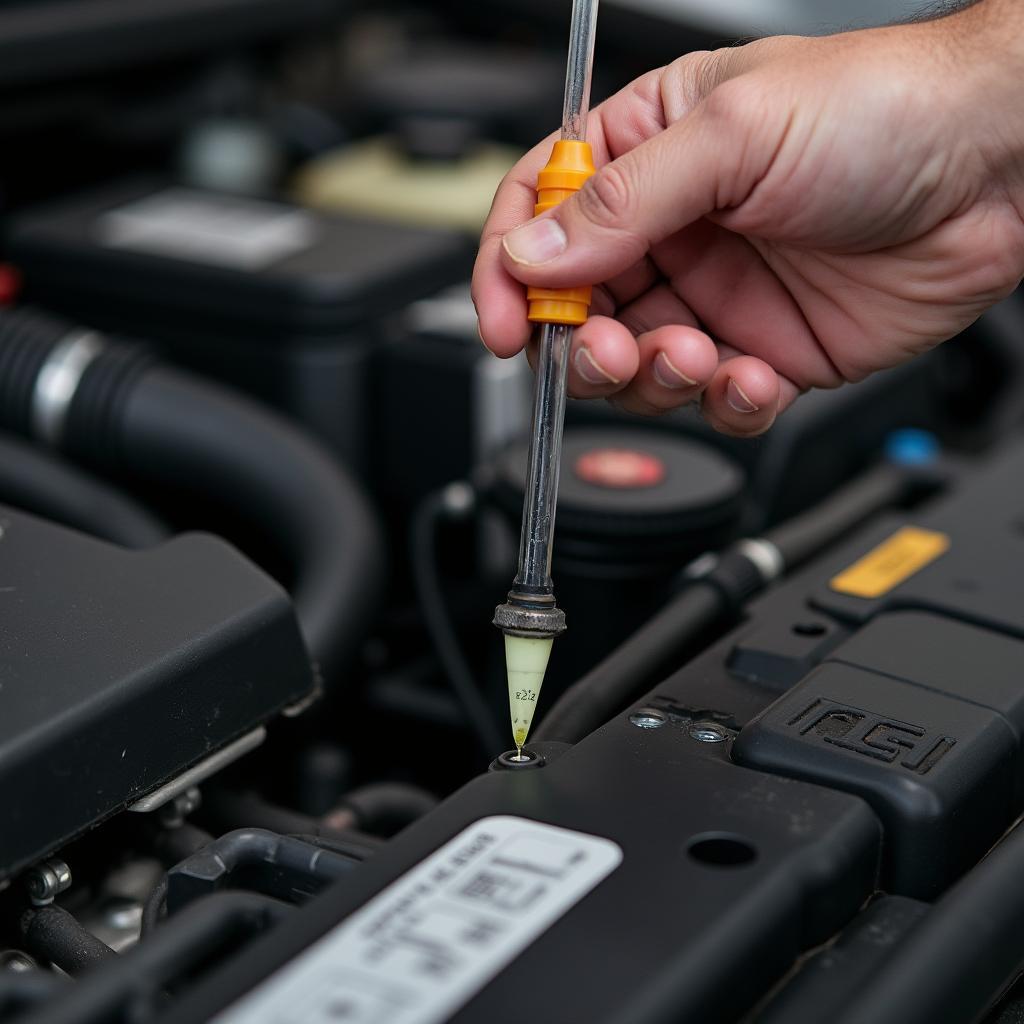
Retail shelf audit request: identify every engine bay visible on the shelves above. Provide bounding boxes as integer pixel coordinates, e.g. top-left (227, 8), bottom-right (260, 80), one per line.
top-left (2, 2), bottom-right (1024, 1023)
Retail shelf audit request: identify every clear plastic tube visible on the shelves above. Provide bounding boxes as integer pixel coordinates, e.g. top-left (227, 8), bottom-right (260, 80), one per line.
top-left (513, 321), bottom-right (572, 592)
top-left (561, 0), bottom-right (600, 142)
top-left (499, 0), bottom-right (600, 754)
top-left (512, 0), bottom-right (599, 597)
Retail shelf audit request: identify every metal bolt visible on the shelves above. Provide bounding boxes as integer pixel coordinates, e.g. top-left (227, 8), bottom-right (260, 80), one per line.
top-left (689, 722), bottom-right (728, 743)
top-left (629, 709), bottom-right (667, 729)
top-left (0, 951), bottom-right (37, 973)
top-left (158, 786), bottom-right (202, 828)
top-left (25, 858), bottom-right (71, 906)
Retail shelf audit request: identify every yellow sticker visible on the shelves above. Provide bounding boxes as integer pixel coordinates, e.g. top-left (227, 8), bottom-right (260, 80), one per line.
top-left (830, 526), bottom-right (950, 599)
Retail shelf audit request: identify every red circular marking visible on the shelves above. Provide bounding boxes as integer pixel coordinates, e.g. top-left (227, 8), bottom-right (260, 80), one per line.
top-left (574, 448), bottom-right (666, 489)
top-left (0, 264), bottom-right (22, 307)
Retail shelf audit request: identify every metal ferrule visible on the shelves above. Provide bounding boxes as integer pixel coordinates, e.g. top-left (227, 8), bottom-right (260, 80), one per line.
top-left (493, 592), bottom-right (567, 639)
top-left (31, 329), bottom-right (106, 447)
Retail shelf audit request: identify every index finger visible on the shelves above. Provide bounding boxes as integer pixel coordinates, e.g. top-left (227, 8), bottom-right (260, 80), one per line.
top-left (472, 131), bottom-right (559, 357)
top-left (472, 66), bottom-right (669, 357)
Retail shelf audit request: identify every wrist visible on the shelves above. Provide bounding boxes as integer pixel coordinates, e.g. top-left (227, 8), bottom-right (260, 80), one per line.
top-left (931, 0), bottom-right (1024, 205)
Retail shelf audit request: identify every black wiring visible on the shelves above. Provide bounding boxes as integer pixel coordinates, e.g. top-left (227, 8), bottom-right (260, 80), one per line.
top-left (409, 487), bottom-right (504, 755)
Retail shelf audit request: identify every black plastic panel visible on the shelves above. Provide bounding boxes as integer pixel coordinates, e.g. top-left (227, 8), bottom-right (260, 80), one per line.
top-left (159, 733), bottom-right (880, 1024)
top-left (0, 505), bottom-right (313, 881)
top-left (733, 661), bottom-right (1016, 897)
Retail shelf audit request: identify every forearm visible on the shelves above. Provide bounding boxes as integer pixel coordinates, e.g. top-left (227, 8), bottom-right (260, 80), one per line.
top-left (920, 0), bottom-right (1024, 212)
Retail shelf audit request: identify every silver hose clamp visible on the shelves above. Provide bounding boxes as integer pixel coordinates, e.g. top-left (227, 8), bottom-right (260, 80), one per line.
top-left (735, 537), bottom-right (786, 585)
top-left (31, 330), bottom-right (106, 447)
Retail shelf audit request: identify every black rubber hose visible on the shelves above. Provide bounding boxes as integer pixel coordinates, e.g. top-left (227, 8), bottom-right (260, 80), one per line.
top-left (0, 307), bottom-right (385, 685)
top-left (68, 356), bottom-right (385, 685)
top-left (835, 821), bottom-right (1024, 1024)
top-left (764, 462), bottom-right (930, 571)
top-left (198, 789), bottom-right (384, 857)
top-left (0, 431), bottom-right (168, 548)
top-left (30, 892), bottom-right (290, 1024)
top-left (533, 581), bottom-right (730, 745)
top-left (140, 877), bottom-right (169, 937)
top-left (535, 462), bottom-right (936, 747)
top-left (410, 488), bottom-right (503, 754)
top-left (19, 906), bottom-right (116, 976)
top-left (143, 825), bottom-right (368, 935)
top-left (332, 782), bottom-right (439, 837)
top-left (165, 828), bottom-right (363, 915)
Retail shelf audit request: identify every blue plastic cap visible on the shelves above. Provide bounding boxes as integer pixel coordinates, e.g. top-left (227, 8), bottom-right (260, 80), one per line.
top-left (885, 428), bottom-right (940, 467)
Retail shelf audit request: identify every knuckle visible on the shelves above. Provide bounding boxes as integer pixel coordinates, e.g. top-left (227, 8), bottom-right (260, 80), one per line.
top-left (701, 77), bottom-right (758, 131)
top-left (662, 50), bottom-right (715, 111)
top-left (689, 49), bottom-right (732, 103)
top-left (479, 225), bottom-right (507, 251)
top-left (577, 162), bottom-right (636, 233)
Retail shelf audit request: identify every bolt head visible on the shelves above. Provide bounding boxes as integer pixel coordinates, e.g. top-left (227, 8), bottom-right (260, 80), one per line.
top-left (629, 709), bottom-right (667, 730)
top-left (25, 858), bottom-right (71, 906)
top-left (689, 722), bottom-right (728, 743)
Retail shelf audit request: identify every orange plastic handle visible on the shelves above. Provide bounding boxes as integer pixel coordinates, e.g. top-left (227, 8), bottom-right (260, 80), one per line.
top-left (527, 140), bottom-right (596, 327)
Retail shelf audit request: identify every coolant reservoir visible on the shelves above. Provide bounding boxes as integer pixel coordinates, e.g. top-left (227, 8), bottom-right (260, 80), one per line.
top-left (490, 426), bottom-right (745, 680)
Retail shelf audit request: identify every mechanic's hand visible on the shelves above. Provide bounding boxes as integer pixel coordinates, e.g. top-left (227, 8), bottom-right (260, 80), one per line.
top-left (473, 2), bottom-right (1024, 436)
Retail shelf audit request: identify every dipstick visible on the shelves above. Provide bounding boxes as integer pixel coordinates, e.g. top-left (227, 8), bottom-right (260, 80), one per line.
top-left (493, 0), bottom-right (600, 755)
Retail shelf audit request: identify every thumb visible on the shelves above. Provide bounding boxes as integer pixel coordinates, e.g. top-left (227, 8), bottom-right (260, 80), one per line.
top-left (499, 78), bottom-right (781, 289)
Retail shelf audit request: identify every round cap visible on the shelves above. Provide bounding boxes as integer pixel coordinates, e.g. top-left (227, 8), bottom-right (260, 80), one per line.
top-left (492, 427), bottom-right (745, 548)
top-left (575, 447), bottom-right (667, 489)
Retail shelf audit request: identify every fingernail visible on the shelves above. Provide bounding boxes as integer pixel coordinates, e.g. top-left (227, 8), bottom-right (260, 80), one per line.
top-left (503, 219), bottom-right (568, 266)
top-left (726, 378), bottom-right (759, 413)
top-left (653, 352), bottom-right (698, 389)
top-left (575, 346), bottom-right (620, 385)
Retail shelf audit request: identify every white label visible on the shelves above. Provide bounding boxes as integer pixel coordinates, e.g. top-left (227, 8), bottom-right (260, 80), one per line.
top-left (95, 188), bottom-right (318, 270)
top-left (213, 816), bottom-right (622, 1024)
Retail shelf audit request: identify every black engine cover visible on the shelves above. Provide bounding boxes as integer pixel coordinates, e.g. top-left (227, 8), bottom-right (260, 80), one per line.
top-left (0, 506), bottom-right (314, 882)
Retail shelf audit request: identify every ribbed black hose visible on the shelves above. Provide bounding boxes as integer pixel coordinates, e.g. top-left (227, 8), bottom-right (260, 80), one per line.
top-left (0, 431), bottom-right (168, 548)
top-left (0, 307), bottom-right (386, 684)
top-left (835, 820), bottom-right (1024, 1024)
top-left (0, 308), bottom-right (70, 435)
top-left (86, 364), bottom-right (385, 683)
top-left (533, 582), bottom-right (729, 745)
top-left (0, 311), bottom-right (385, 686)
top-left (19, 906), bottom-right (116, 976)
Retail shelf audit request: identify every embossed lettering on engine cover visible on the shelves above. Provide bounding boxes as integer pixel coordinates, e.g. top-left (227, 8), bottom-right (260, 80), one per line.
top-left (787, 699), bottom-right (956, 775)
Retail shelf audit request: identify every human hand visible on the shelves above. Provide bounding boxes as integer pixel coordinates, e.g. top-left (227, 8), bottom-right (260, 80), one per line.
top-left (473, 2), bottom-right (1024, 435)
